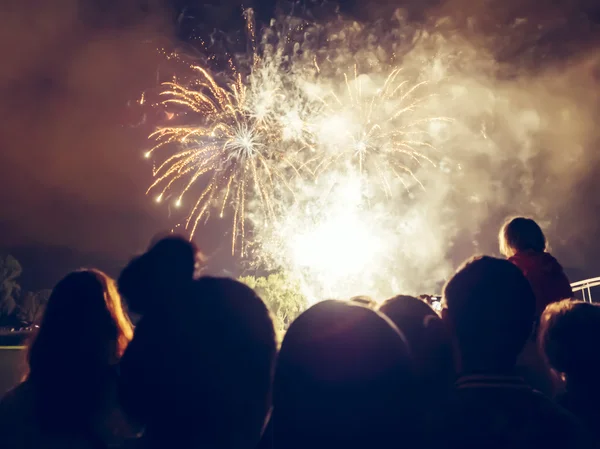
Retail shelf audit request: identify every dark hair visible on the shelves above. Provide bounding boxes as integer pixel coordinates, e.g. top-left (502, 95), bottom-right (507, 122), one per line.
top-left (273, 300), bottom-right (420, 449)
top-left (379, 295), bottom-right (454, 387)
top-left (538, 299), bottom-right (600, 384)
top-left (120, 276), bottom-right (277, 449)
top-left (118, 235), bottom-right (198, 314)
top-left (27, 269), bottom-right (133, 428)
top-left (499, 217), bottom-right (547, 257)
top-left (443, 256), bottom-right (535, 371)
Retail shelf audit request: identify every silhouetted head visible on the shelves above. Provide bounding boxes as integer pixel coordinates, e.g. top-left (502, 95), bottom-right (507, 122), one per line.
top-left (443, 256), bottom-right (535, 373)
top-left (539, 299), bottom-right (600, 388)
top-left (273, 300), bottom-right (419, 449)
top-left (27, 269), bottom-right (133, 427)
top-left (118, 235), bottom-right (198, 314)
top-left (499, 217), bottom-right (547, 258)
top-left (134, 276), bottom-right (277, 449)
top-left (380, 295), bottom-right (454, 388)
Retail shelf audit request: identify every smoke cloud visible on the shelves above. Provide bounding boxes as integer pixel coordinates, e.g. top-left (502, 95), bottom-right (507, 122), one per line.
top-left (248, 5), bottom-right (600, 298)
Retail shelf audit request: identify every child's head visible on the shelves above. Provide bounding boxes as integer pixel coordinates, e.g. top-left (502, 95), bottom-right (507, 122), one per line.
top-left (499, 217), bottom-right (547, 258)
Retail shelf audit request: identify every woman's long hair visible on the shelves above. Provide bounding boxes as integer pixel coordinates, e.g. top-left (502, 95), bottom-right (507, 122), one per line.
top-left (26, 269), bottom-right (133, 430)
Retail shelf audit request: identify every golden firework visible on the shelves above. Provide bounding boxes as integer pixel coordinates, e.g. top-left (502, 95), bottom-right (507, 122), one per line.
top-left (308, 66), bottom-right (452, 196)
top-left (146, 65), bottom-right (299, 255)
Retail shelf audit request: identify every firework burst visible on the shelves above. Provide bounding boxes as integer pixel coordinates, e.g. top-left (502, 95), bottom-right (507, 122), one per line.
top-left (308, 66), bottom-right (452, 196)
top-left (144, 9), bottom-right (457, 292)
top-left (146, 47), bottom-right (304, 254)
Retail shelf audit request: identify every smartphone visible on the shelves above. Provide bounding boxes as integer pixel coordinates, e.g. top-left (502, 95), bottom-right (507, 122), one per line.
top-left (420, 294), bottom-right (443, 312)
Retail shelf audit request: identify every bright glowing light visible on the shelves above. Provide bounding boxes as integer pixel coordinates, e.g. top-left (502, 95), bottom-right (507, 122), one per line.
top-left (144, 9), bottom-right (457, 301)
top-left (290, 210), bottom-right (381, 279)
top-left (290, 176), bottom-right (378, 279)
top-left (430, 300), bottom-right (443, 313)
top-left (255, 173), bottom-right (400, 303)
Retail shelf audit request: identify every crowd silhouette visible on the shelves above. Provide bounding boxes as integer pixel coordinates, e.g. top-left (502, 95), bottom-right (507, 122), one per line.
top-left (0, 216), bottom-right (598, 449)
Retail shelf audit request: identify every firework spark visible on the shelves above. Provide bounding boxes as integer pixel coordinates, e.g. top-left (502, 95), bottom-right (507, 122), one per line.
top-left (146, 53), bottom-right (304, 254)
top-left (308, 67), bottom-right (451, 196)
top-left (145, 10), bottom-right (458, 300)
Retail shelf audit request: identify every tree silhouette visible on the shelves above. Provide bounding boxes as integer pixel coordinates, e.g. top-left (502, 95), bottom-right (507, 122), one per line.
top-left (240, 272), bottom-right (306, 332)
top-left (18, 289), bottom-right (51, 324)
top-left (0, 254), bottom-right (22, 318)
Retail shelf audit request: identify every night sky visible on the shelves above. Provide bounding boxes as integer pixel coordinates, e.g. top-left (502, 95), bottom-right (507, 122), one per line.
top-left (1, 0), bottom-right (600, 291)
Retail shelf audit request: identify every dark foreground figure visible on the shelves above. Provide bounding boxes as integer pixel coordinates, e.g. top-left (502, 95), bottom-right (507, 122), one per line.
top-left (118, 237), bottom-right (277, 449)
top-left (539, 300), bottom-right (600, 442)
top-left (441, 256), bottom-right (590, 449)
top-left (272, 300), bottom-right (425, 449)
top-left (1, 227), bottom-right (599, 449)
top-left (0, 269), bottom-right (134, 448)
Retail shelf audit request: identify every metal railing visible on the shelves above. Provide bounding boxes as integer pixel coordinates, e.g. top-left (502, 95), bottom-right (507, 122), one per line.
top-left (570, 277), bottom-right (600, 303)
